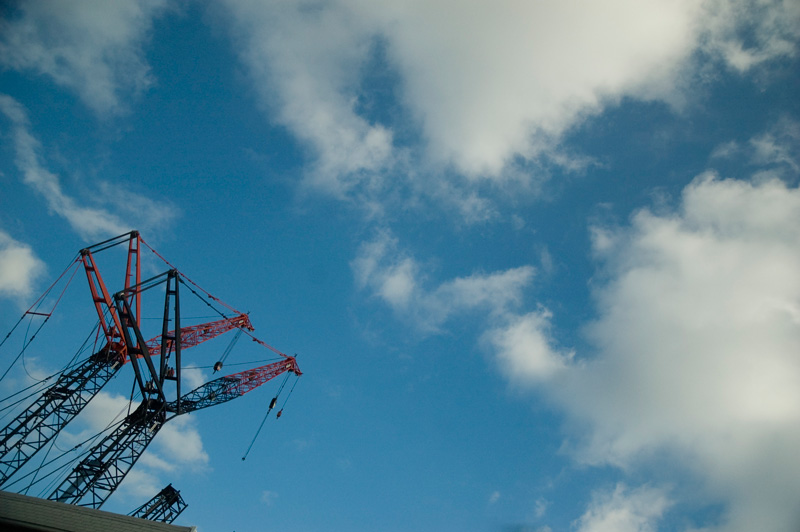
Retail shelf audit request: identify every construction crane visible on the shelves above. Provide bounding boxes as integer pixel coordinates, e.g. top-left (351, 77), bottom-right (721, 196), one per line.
top-left (129, 484), bottom-right (187, 524)
top-left (0, 233), bottom-right (252, 487)
top-left (47, 269), bottom-right (301, 509)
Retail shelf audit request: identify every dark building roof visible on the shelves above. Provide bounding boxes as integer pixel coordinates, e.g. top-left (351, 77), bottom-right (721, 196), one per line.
top-left (0, 491), bottom-right (196, 532)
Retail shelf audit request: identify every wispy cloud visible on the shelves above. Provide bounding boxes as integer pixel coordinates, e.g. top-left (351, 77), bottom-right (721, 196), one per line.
top-left (0, 230), bottom-right (45, 301)
top-left (711, 118), bottom-right (800, 175)
top-left (0, 94), bottom-right (176, 241)
top-left (352, 229), bottom-right (534, 331)
top-left (701, 0), bottom-right (800, 72)
top-left (0, 0), bottom-right (168, 115)
top-left (573, 484), bottom-right (671, 532)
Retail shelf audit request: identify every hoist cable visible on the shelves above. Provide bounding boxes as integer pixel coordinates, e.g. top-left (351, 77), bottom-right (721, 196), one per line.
top-left (219, 327), bottom-right (244, 366)
top-left (278, 375), bottom-right (299, 412)
top-left (241, 372), bottom-right (292, 461)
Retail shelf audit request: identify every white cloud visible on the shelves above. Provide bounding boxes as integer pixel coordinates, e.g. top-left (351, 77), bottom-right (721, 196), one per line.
top-left (153, 414), bottom-right (209, 466)
top-left (352, 231), bottom-right (418, 309)
top-left (0, 230), bottom-right (45, 300)
top-left (748, 118), bottom-right (800, 173)
top-left (352, 230), bottom-right (534, 330)
top-left (221, 0), bottom-right (393, 195)
top-left (573, 484), bottom-right (671, 532)
top-left (58, 391), bottom-right (135, 448)
top-left (711, 118), bottom-right (800, 175)
top-left (118, 467), bottom-right (161, 501)
top-left (500, 174), bottom-right (800, 531)
top-left (701, 0), bottom-right (800, 72)
top-left (219, 0), bottom-right (799, 195)
top-left (0, 0), bottom-right (168, 115)
top-left (0, 94), bottom-right (176, 241)
top-left (181, 367), bottom-right (208, 392)
top-left (485, 309), bottom-right (574, 383)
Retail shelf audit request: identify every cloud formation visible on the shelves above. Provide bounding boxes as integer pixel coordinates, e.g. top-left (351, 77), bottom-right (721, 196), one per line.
top-left (0, 94), bottom-right (176, 241)
top-left (493, 174), bottom-right (800, 531)
top-left (356, 170), bottom-right (800, 531)
top-left (220, 0), bottom-right (800, 194)
top-left (352, 229), bottom-right (534, 331)
top-left (221, 0), bottom-right (393, 195)
top-left (0, 0), bottom-right (167, 115)
top-left (573, 484), bottom-right (671, 532)
top-left (712, 117), bottom-right (800, 175)
top-left (0, 230), bottom-right (45, 300)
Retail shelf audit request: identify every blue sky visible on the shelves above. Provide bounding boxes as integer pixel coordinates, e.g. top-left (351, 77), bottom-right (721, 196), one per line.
top-left (1, 1), bottom-right (799, 531)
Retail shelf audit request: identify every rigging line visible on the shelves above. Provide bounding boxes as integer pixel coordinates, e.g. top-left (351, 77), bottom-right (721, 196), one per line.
top-left (20, 317), bottom-right (43, 382)
top-left (170, 268), bottom-right (287, 360)
top-left (182, 358), bottom-right (279, 370)
top-left (20, 317), bottom-right (36, 380)
top-left (243, 330), bottom-right (287, 358)
top-left (60, 319), bottom-right (103, 374)
top-left (9, 450), bottom-right (77, 497)
top-left (0, 315), bottom-right (50, 385)
top-left (241, 372), bottom-right (292, 461)
top-left (0, 257), bottom-right (79, 352)
top-left (139, 237), bottom-right (244, 316)
top-left (18, 310), bottom-right (92, 385)
top-left (0, 350), bottom-right (76, 407)
top-left (219, 327), bottom-right (244, 365)
top-left (278, 375), bottom-right (300, 411)
top-left (0, 314), bottom-right (26, 351)
top-left (22, 255), bottom-right (81, 318)
top-left (0, 378), bottom-right (52, 412)
top-left (179, 278), bottom-right (230, 321)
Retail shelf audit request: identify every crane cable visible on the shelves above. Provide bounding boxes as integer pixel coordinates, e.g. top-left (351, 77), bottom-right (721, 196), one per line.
top-left (0, 257), bottom-right (79, 351)
top-left (0, 258), bottom-right (82, 384)
top-left (214, 327), bottom-right (244, 372)
top-left (241, 371), bottom-right (296, 461)
top-left (0, 317), bottom-right (50, 385)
